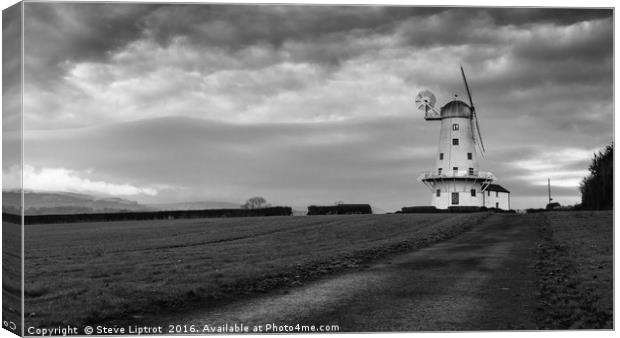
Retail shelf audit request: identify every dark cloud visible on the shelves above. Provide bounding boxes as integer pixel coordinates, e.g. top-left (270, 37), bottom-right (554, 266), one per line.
top-left (395, 8), bottom-right (610, 50)
top-left (2, 2), bottom-right (22, 133)
top-left (142, 6), bottom-right (613, 53)
top-left (24, 2), bottom-right (153, 61)
top-left (23, 2), bottom-right (155, 86)
top-left (511, 18), bottom-right (612, 63)
top-left (23, 4), bottom-right (615, 92)
top-left (20, 3), bottom-right (435, 72)
top-left (1, 4), bottom-right (21, 182)
top-left (2, 3), bottom-right (22, 191)
top-left (22, 4), bottom-right (615, 67)
top-left (142, 5), bottom-right (428, 49)
top-left (2, 3), bottom-right (22, 93)
top-left (481, 7), bottom-right (612, 26)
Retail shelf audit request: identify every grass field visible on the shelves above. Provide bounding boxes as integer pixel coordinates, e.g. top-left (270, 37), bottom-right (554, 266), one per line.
top-left (2, 221), bottom-right (22, 335)
top-left (23, 213), bottom-right (488, 327)
top-left (535, 211), bottom-right (613, 329)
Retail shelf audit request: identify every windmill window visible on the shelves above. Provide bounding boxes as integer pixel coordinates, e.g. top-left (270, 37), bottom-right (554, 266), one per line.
top-left (453, 167), bottom-right (458, 175)
top-left (438, 168), bottom-right (442, 175)
top-left (496, 202), bottom-right (499, 208)
top-left (439, 153), bottom-right (444, 160)
top-left (471, 189), bottom-right (476, 197)
top-left (468, 168), bottom-right (474, 175)
top-left (452, 123), bottom-right (459, 131)
top-left (467, 152), bottom-right (472, 160)
top-left (452, 138), bottom-right (459, 146)
top-left (436, 189), bottom-right (441, 197)
top-left (496, 191), bottom-right (499, 197)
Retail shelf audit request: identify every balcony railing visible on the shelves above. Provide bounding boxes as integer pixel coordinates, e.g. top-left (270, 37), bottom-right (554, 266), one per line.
top-left (417, 169), bottom-right (496, 182)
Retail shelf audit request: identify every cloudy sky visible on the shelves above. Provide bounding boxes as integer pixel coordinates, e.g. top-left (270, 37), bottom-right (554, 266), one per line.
top-left (2, 2), bottom-right (613, 211)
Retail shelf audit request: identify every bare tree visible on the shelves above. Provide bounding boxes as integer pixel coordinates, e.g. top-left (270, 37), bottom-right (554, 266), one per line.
top-left (241, 196), bottom-right (269, 209)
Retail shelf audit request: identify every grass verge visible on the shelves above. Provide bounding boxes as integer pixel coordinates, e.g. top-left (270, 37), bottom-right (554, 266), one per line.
top-left (534, 211), bottom-right (612, 329)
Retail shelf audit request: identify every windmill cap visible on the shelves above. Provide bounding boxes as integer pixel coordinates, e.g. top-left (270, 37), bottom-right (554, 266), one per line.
top-left (440, 100), bottom-right (472, 118)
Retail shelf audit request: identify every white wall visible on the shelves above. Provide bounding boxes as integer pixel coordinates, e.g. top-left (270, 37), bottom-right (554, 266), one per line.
top-left (435, 117), bottom-right (479, 175)
top-left (429, 180), bottom-right (510, 210)
top-left (431, 180), bottom-right (485, 209)
top-left (483, 190), bottom-right (510, 210)
top-left (423, 109), bottom-right (510, 210)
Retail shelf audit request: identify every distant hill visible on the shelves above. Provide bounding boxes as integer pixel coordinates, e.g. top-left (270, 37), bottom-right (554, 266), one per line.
top-left (1, 190), bottom-right (256, 216)
top-left (2, 190), bottom-right (154, 215)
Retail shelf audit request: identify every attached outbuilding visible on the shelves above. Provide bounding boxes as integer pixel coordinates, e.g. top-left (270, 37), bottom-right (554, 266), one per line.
top-left (483, 184), bottom-right (510, 210)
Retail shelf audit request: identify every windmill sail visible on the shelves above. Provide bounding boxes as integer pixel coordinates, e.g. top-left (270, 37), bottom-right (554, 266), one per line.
top-left (460, 65), bottom-right (486, 154)
top-left (472, 111), bottom-right (485, 153)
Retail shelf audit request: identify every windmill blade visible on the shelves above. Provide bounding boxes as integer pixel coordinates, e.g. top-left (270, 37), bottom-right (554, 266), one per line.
top-left (469, 109), bottom-right (476, 143)
top-left (460, 65), bottom-right (475, 109)
top-left (473, 110), bottom-right (486, 154)
top-left (460, 65), bottom-right (477, 145)
top-left (460, 65), bottom-right (486, 154)
top-left (470, 108), bottom-right (484, 155)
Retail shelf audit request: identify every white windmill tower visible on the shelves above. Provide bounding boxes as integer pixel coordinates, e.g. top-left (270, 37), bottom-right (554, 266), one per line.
top-left (416, 66), bottom-right (499, 209)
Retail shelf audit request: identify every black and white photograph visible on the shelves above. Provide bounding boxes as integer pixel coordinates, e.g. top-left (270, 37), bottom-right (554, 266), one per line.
top-left (1, 0), bottom-right (614, 335)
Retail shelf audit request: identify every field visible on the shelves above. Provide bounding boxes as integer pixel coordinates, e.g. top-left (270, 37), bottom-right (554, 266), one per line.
top-left (2, 221), bottom-right (22, 335)
top-left (535, 211), bottom-right (613, 329)
top-left (23, 213), bottom-right (488, 327)
top-left (16, 211), bottom-right (613, 330)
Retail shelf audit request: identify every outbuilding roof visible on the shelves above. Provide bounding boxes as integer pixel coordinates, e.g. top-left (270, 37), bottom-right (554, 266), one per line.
top-left (486, 184), bottom-right (510, 193)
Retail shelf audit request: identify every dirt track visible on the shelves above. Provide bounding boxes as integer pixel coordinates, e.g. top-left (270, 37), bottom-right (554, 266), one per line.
top-left (158, 214), bottom-right (539, 331)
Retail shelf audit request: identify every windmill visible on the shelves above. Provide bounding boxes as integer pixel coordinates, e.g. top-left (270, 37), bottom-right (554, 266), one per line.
top-left (414, 66), bottom-right (510, 210)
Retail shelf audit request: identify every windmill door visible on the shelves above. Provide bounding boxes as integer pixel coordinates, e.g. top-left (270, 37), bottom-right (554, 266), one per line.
top-left (451, 192), bottom-right (459, 205)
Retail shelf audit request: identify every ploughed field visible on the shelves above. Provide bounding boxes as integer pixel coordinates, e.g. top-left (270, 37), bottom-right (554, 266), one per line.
top-left (23, 213), bottom-right (487, 327)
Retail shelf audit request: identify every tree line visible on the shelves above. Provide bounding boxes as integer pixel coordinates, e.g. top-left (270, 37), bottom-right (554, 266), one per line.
top-left (580, 143), bottom-right (613, 210)
top-left (6, 207), bottom-right (293, 225)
